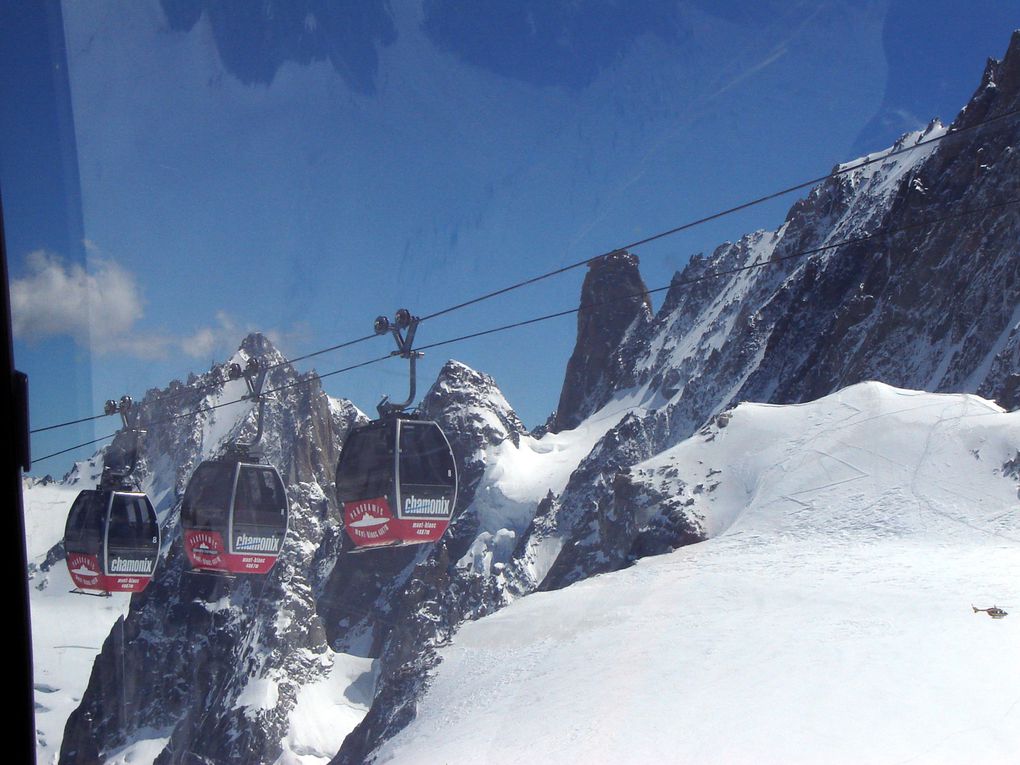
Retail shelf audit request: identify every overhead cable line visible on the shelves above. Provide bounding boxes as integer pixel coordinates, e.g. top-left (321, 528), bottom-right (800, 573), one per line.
top-left (140, 376), bottom-right (233, 406)
top-left (418, 105), bottom-right (1020, 323)
top-left (31, 195), bottom-right (1019, 466)
top-left (273, 333), bottom-right (379, 369)
top-left (34, 433), bottom-right (121, 464)
top-left (29, 333), bottom-right (382, 436)
top-left (25, 105), bottom-right (1020, 436)
top-left (28, 106), bottom-right (1020, 437)
top-left (100, 353), bottom-right (395, 435)
top-left (30, 412), bottom-right (110, 435)
top-left (156, 352), bottom-right (397, 426)
top-left (31, 372), bottom-right (221, 435)
top-left (417, 196), bottom-right (1020, 351)
top-left (30, 352), bottom-right (397, 465)
top-left (150, 333), bottom-right (381, 408)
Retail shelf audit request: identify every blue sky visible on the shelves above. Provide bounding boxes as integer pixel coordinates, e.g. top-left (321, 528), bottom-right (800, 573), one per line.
top-left (3, 0), bottom-right (1019, 473)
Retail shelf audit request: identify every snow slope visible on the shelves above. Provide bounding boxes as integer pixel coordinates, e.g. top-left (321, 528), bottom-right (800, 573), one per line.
top-left (461, 390), bottom-right (650, 576)
top-left (377, 383), bottom-right (1020, 764)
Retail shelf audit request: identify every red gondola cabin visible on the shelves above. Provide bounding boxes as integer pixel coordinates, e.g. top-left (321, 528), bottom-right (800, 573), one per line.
top-left (180, 458), bottom-right (289, 575)
top-left (335, 417), bottom-right (458, 549)
top-left (64, 489), bottom-right (160, 594)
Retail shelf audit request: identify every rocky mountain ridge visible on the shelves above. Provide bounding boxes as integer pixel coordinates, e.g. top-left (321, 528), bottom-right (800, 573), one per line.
top-left (513, 32), bottom-right (1020, 594)
top-left (54, 334), bottom-right (365, 764)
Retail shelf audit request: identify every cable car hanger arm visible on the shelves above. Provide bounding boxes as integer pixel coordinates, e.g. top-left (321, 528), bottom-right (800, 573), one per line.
top-left (227, 356), bottom-right (270, 451)
top-left (99, 396), bottom-right (143, 490)
top-left (374, 308), bottom-right (423, 418)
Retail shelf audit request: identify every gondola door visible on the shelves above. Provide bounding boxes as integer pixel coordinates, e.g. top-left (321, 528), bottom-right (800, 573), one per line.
top-left (65, 491), bottom-right (106, 592)
top-left (104, 492), bottom-right (160, 591)
top-left (337, 422), bottom-right (400, 548)
top-left (181, 461), bottom-right (235, 573)
top-left (393, 420), bottom-right (457, 543)
top-left (228, 463), bottom-right (288, 573)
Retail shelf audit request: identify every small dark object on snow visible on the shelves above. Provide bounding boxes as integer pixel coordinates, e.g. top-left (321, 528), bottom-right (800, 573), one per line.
top-left (972, 605), bottom-right (1008, 619)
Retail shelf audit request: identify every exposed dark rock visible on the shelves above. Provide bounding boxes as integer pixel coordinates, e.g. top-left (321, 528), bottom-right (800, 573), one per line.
top-left (330, 547), bottom-right (505, 765)
top-left (537, 412), bottom-right (674, 590)
top-left (552, 250), bottom-right (652, 432)
top-left (37, 539), bottom-right (64, 574)
top-left (59, 334), bottom-right (361, 765)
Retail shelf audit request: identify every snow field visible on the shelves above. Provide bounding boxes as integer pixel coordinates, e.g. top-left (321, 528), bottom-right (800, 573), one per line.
top-left (275, 652), bottom-right (378, 765)
top-left (380, 541), bottom-right (1019, 764)
top-left (378, 382), bottom-right (1020, 764)
top-left (102, 730), bottom-right (172, 765)
top-left (30, 561), bottom-right (133, 764)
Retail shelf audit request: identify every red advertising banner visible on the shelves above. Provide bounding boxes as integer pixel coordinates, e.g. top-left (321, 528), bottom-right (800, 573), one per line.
top-left (184, 529), bottom-right (279, 574)
top-left (66, 552), bottom-right (153, 593)
top-left (344, 497), bottom-right (449, 547)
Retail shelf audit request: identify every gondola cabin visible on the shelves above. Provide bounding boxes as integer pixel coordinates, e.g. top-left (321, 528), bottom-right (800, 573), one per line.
top-left (180, 459), bottom-right (289, 575)
top-left (336, 417), bottom-right (458, 549)
top-left (64, 489), bottom-right (160, 594)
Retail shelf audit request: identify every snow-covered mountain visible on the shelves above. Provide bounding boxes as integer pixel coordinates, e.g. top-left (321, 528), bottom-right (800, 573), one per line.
top-left (333, 31), bottom-right (1020, 764)
top-left (26, 29), bottom-right (1020, 765)
top-left (511, 29), bottom-right (1020, 594)
top-left (377, 383), bottom-right (1020, 764)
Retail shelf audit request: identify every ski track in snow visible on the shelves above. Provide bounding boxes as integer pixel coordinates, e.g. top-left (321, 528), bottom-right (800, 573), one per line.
top-left (378, 382), bottom-right (1020, 764)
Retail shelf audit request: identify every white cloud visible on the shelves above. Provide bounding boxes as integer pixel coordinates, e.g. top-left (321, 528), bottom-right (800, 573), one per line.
top-left (11, 250), bottom-right (144, 350)
top-left (12, 251), bottom-right (301, 362)
top-left (180, 311), bottom-right (239, 359)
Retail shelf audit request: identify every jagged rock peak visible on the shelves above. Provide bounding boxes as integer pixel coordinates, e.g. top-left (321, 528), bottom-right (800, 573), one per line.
top-left (420, 359), bottom-right (526, 446)
top-left (552, 250), bottom-right (652, 432)
top-left (956, 29), bottom-right (1020, 129)
top-left (148, 333), bottom-right (291, 409)
top-left (57, 329), bottom-right (358, 765)
top-left (986, 28), bottom-right (1020, 91)
top-left (238, 330), bottom-right (287, 367)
